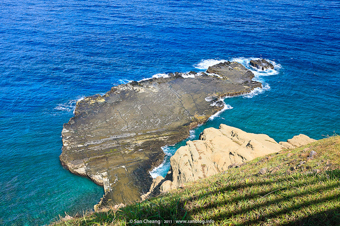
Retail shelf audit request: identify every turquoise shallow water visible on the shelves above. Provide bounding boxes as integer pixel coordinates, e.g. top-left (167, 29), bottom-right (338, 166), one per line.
top-left (1, 0), bottom-right (340, 224)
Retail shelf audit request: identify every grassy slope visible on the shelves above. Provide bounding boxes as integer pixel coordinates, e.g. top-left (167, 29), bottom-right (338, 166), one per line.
top-left (55, 136), bottom-right (340, 226)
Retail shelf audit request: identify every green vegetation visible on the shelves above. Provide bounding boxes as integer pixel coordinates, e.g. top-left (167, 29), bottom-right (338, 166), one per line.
top-left (54, 136), bottom-right (340, 226)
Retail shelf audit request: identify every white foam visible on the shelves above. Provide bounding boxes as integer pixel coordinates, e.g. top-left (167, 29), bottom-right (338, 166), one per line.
top-left (118, 79), bottom-right (132, 84)
top-left (181, 71), bottom-right (206, 78)
top-left (189, 129), bottom-right (195, 139)
top-left (161, 145), bottom-right (174, 156)
top-left (209, 100), bottom-right (222, 107)
top-left (230, 57), bottom-right (251, 66)
top-left (138, 71), bottom-right (204, 83)
top-left (148, 125), bottom-right (202, 178)
top-left (138, 77), bottom-right (152, 82)
top-left (231, 57), bottom-right (281, 77)
top-left (149, 146), bottom-right (173, 178)
top-left (152, 73), bottom-right (170, 79)
top-left (138, 73), bottom-right (170, 82)
top-left (229, 57), bottom-right (281, 98)
top-left (205, 96), bottom-right (216, 102)
top-left (55, 96), bottom-right (84, 113)
top-left (149, 159), bottom-right (167, 178)
top-left (188, 123), bottom-right (203, 140)
top-left (243, 83), bottom-right (271, 98)
top-left (206, 72), bottom-right (223, 78)
top-left (194, 59), bottom-right (228, 70)
top-left (194, 57), bottom-right (281, 80)
top-left (181, 72), bottom-right (196, 78)
top-left (209, 102), bottom-right (233, 120)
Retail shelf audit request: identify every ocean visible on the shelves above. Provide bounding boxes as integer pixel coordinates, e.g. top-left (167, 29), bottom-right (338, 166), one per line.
top-left (1, 0), bottom-right (339, 224)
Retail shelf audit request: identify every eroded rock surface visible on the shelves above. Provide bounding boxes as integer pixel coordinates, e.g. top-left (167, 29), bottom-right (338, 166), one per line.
top-left (60, 61), bottom-right (262, 208)
top-left (145, 124), bottom-right (316, 195)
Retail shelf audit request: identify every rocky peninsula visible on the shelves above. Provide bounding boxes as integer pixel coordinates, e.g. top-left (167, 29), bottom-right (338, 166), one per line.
top-left (60, 61), bottom-right (264, 208)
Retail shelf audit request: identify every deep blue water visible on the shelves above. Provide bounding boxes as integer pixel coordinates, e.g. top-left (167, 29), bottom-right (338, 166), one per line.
top-left (1, 0), bottom-right (340, 224)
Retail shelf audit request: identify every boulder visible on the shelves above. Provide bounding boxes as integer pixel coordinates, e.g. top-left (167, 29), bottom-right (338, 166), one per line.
top-left (280, 134), bottom-right (316, 149)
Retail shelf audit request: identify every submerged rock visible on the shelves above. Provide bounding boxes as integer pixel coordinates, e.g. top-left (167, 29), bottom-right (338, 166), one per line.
top-left (60, 61), bottom-right (262, 208)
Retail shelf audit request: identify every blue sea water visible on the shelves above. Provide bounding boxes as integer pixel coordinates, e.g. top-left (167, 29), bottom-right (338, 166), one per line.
top-left (1, 0), bottom-right (340, 224)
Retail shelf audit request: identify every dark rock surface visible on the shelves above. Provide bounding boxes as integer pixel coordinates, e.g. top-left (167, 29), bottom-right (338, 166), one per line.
top-left (250, 59), bottom-right (274, 70)
top-left (59, 61), bottom-right (262, 208)
top-left (206, 61), bottom-right (256, 83)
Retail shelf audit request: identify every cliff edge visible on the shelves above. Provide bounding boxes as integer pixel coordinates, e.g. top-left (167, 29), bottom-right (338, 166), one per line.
top-left (143, 124), bottom-right (315, 198)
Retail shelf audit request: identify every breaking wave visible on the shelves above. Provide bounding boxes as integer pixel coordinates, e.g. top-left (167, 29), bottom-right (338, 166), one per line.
top-left (209, 103), bottom-right (233, 120)
top-left (55, 96), bottom-right (85, 113)
top-left (243, 83), bottom-right (271, 98)
top-left (149, 146), bottom-right (174, 178)
top-left (193, 59), bottom-right (228, 70)
top-left (118, 79), bottom-right (132, 84)
top-left (152, 73), bottom-right (170, 79)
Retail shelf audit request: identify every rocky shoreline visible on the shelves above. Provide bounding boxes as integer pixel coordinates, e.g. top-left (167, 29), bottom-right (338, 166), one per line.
top-left (60, 60), bottom-right (267, 209)
top-left (142, 124), bottom-right (316, 199)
